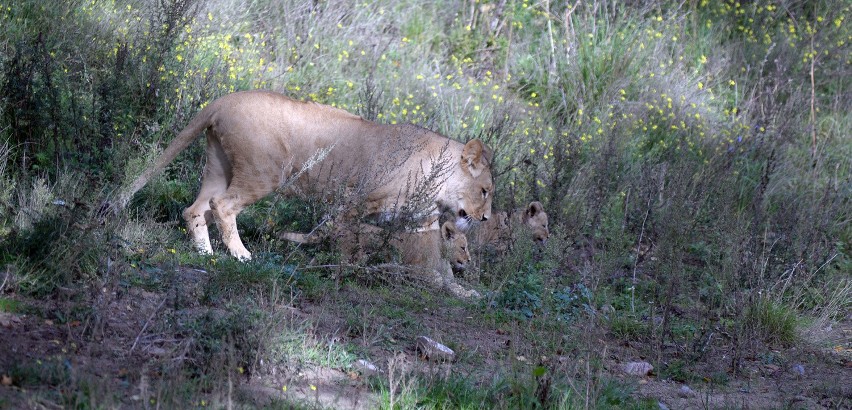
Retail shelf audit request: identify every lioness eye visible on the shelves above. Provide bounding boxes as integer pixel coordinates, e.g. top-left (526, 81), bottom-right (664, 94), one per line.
top-left (481, 188), bottom-right (488, 198)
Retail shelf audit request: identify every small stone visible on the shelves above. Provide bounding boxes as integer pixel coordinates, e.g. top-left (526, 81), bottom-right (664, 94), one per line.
top-left (622, 361), bottom-right (654, 376)
top-left (416, 336), bottom-right (455, 362)
top-left (0, 313), bottom-right (21, 328)
top-left (147, 347), bottom-right (167, 357)
top-left (658, 401), bottom-right (670, 410)
top-left (791, 364), bottom-right (805, 376)
top-left (353, 359), bottom-right (378, 376)
top-left (1, 375), bottom-right (12, 386)
top-left (678, 384), bottom-right (695, 397)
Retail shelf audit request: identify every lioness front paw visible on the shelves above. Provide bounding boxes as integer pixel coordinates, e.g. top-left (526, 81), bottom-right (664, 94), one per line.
top-left (231, 249), bottom-right (252, 261)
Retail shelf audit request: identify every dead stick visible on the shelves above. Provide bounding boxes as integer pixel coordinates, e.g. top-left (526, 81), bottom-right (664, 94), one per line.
top-left (130, 296), bottom-right (167, 353)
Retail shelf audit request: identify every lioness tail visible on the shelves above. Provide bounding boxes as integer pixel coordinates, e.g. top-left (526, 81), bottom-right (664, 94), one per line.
top-left (114, 106), bottom-right (215, 211)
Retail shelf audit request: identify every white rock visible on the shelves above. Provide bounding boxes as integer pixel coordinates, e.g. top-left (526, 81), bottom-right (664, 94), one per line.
top-left (354, 359), bottom-right (378, 376)
top-left (622, 361), bottom-right (653, 376)
top-left (416, 336), bottom-right (455, 362)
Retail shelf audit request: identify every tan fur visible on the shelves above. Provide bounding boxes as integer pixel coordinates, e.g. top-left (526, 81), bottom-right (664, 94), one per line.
top-left (399, 222), bottom-right (479, 298)
top-left (116, 90), bottom-right (494, 261)
top-left (472, 201), bottom-right (549, 255)
top-left (281, 222), bottom-right (477, 298)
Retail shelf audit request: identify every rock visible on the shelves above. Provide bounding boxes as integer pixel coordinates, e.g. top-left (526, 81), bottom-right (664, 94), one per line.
top-left (416, 336), bottom-right (455, 362)
top-left (622, 361), bottom-right (654, 376)
top-left (0, 313), bottom-right (21, 328)
top-left (678, 384), bottom-right (695, 397)
top-left (147, 346), bottom-right (167, 357)
top-left (791, 364), bottom-right (805, 376)
top-left (658, 401), bottom-right (670, 410)
top-left (353, 359), bottom-right (378, 376)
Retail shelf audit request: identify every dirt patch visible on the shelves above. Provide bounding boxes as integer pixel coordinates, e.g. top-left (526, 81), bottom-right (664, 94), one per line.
top-left (1, 266), bottom-right (850, 409)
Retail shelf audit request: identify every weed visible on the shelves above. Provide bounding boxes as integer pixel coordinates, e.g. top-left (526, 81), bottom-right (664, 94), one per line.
top-left (493, 270), bottom-right (543, 320)
top-left (608, 312), bottom-right (650, 341)
top-left (743, 297), bottom-right (799, 346)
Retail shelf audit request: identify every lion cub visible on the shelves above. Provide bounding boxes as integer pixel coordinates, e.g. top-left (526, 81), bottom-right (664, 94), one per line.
top-left (281, 221), bottom-right (478, 299)
top-left (471, 201), bottom-right (549, 256)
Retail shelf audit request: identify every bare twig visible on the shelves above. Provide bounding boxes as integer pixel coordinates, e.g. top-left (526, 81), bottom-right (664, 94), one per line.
top-left (0, 269), bottom-right (9, 293)
top-left (130, 296), bottom-right (168, 353)
top-left (631, 197), bottom-right (651, 314)
top-left (809, 22), bottom-right (818, 158)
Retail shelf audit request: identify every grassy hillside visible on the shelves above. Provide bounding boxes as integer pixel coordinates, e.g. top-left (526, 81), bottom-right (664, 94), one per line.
top-left (1, 0), bottom-right (849, 408)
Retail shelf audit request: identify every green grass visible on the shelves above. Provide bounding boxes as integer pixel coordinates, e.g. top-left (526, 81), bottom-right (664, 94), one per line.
top-left (744, 297), bottom-right (799, 346)
top-left (0, 297), bottom-right (21, 313)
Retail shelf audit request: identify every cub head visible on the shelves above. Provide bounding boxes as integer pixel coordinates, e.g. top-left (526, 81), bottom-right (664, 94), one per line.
top-left (485, 211), bottom-right (511, 242)
top-left (522, 201), bottom-right (550, 244)
top-left (441, 221), bottom-right (470, 273)
top-left (454, 139), bottom-right (494, 230)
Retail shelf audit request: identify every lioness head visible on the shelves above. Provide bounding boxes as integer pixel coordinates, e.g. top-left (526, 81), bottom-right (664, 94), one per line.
top-left (453, 139), bottom-right (494, 230)
top-left (522, 201), bottom-right (549, 244)
top-left (441, 221), bottom-right (470, 273)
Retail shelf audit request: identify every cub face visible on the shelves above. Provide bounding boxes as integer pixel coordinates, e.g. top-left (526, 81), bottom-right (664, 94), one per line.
top-left (441, 221), bottom-right (470, 273)
top-left (523, 201), bottom-right (549, 244)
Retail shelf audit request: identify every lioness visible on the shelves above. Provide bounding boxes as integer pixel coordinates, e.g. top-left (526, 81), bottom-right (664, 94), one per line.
top-left (282, 221), bottom-right (477, 298)
top-left (472, 201), bottom-right (549, 255)
top-left (116, 90), bottom-right (494, 261)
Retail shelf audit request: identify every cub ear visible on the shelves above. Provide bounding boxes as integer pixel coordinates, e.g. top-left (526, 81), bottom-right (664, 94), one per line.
top-left (460, 139), bottom-right (492, 177)
top-left (526, 201), bottom-right (544, 218)
top-left (441, 221), bottom-right (457, 240)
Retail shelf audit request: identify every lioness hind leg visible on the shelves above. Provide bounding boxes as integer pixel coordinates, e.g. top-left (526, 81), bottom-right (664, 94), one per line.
top-left (183, 139), bottom-right (230, 255)
top-left (209, 175), bottom-right (276, 261)
top-left (209, 194), bottom-right (252, 261)
top-left (183, 206), bottom-right (214, 254)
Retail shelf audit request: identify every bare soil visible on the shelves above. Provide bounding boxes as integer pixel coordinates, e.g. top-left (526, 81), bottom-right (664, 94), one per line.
top-left (1, 266), bottom-right (850, 409)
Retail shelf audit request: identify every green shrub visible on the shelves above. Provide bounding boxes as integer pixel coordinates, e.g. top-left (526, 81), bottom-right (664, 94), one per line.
top-left (494, 270), bottom-right (543, 320)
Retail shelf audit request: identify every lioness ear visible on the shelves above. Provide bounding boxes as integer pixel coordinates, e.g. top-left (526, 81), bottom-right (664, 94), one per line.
top-left (460, 139), bottom-right (492, 177)
top-left (441, 221), bottom-right (457, 240)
